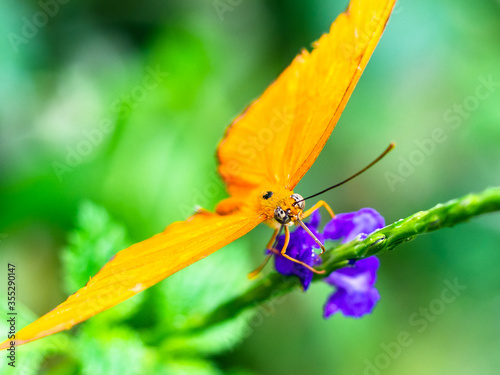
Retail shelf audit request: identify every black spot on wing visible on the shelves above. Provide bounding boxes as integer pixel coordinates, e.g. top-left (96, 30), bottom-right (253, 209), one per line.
top-left (263, 191), bottom-right (273, 199)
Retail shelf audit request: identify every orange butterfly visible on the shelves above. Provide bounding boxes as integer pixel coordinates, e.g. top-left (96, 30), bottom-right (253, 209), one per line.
top-left (0, 0), bottom-right (396, 349)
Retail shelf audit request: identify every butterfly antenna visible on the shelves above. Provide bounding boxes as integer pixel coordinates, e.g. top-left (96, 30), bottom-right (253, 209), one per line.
top-left (299, 142), bottom-right (395, 202)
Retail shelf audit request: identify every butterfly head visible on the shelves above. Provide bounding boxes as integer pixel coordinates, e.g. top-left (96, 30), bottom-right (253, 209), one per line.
top-left (273, 193), bottom-right (305, 226)
top-left (256, 187), bottom-right (306, 228)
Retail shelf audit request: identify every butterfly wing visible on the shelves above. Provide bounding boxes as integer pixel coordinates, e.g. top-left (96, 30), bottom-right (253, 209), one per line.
top-left (0, 210), bottom-right (263, 349)
top-left (2, 0), bottom-right (396, 350)
top-left (217, 0), bottom-right (396, 197)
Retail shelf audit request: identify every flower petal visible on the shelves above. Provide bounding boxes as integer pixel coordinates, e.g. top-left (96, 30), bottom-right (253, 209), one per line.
top-left (324, 287), bottom-right (380, 318)
top-left (323, 256), bottom-right (380, 318)
top-left (324, 208), bottom-right (385, 243)
top-left (307, 210), bottom-right (322, 230)
top-left (273, 219), bottom-right (322, 290)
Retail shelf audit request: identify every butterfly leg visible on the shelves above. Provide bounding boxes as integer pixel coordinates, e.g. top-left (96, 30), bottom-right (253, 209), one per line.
top-left (248, 228), bottom-right (280, 279)
top-left (301, 200), bottom-right (335, 220)
top-left (247, 254), bottom-right (272, 279)
top-left (298, 200), bottom-right (335, 256)
top-left (296, 217), bottom-right (325, 255)
top-left (280, 226), bottom-right (325, 274)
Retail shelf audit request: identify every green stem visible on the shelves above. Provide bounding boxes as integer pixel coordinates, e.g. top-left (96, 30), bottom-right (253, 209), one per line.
top-left (188, 187), bottom-right (500, 332)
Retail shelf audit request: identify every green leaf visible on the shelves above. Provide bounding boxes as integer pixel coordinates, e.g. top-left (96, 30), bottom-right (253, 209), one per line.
top-left (0, 296), bottom-right (71, 374)
top-left (77, 327), bottom-right (151, 375)
top-left (151, 241), bottom-right (257, 355)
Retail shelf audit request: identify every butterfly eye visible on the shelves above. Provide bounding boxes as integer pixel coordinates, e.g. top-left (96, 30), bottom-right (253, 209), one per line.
top-left (291, 193), bottom-right (305, 211)
top-left (274, 207), bottom-right (291, 224)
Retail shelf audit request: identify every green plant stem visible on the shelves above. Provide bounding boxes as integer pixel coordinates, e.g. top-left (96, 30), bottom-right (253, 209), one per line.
top-left (187, 187), bottom-right (500, 333)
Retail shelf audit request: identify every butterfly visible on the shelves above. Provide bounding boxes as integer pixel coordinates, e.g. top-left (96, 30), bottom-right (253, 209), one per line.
top-left (0, 0), bottom-right (396, 349)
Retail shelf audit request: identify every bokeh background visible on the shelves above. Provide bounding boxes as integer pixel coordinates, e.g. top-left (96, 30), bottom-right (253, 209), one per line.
top-left (1, 0), bottom-right (500, 374)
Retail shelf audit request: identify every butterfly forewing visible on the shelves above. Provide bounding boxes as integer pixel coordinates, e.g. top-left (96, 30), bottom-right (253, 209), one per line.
top-left (0, 211), bottom-right (263, 349)
top-left (217, 0), bottom-right (396, 196)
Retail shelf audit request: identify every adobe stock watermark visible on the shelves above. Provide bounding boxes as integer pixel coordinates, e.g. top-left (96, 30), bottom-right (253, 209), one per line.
top-left (177, 173), bottom-right (226, 218)
top-left (218, 105), bottom-right (294, 188)
top-left (74, 268), bottom-right (138, 320)
top-left (213, 0), bottom-right (243, 21)
top-left (221, 288), bottom-right (288, 352)
top-left (357, 278), bottom-right (467, 375)
top-left (52, 65), bottom-right (167, 182)
top-left (13, 335), bottom-right (70, 375)
top-left (391, 1), bottom-right (404, 15)
top-left (8, 0), bottom-right (71, 53)
top-left (385, 74), bottom-right (499, 192)
top-left (236, 107), bottom-right (293, 161)
top-left (178, 105), bottom-right (293, 217)
top-left (339, 1), bottom-right (403, 61)
top-left (110, 66), bottom-right (168, 119)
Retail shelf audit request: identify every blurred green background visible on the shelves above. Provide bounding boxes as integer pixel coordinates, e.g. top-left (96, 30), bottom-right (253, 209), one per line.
top-left (1, 0), bottom-right (500, 374)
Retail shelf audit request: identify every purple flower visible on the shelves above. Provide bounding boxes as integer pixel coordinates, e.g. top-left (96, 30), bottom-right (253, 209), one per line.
top-left (324, 208), bottom-right (385, 243)
top-left (269, 206), bottom-right (385, 319)
top-left (272, 210), bottom-right (323, 290)
top-left (322, 208), bottom-right (385, 318)
top-left (323, 256), bottom-right (380, 318)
